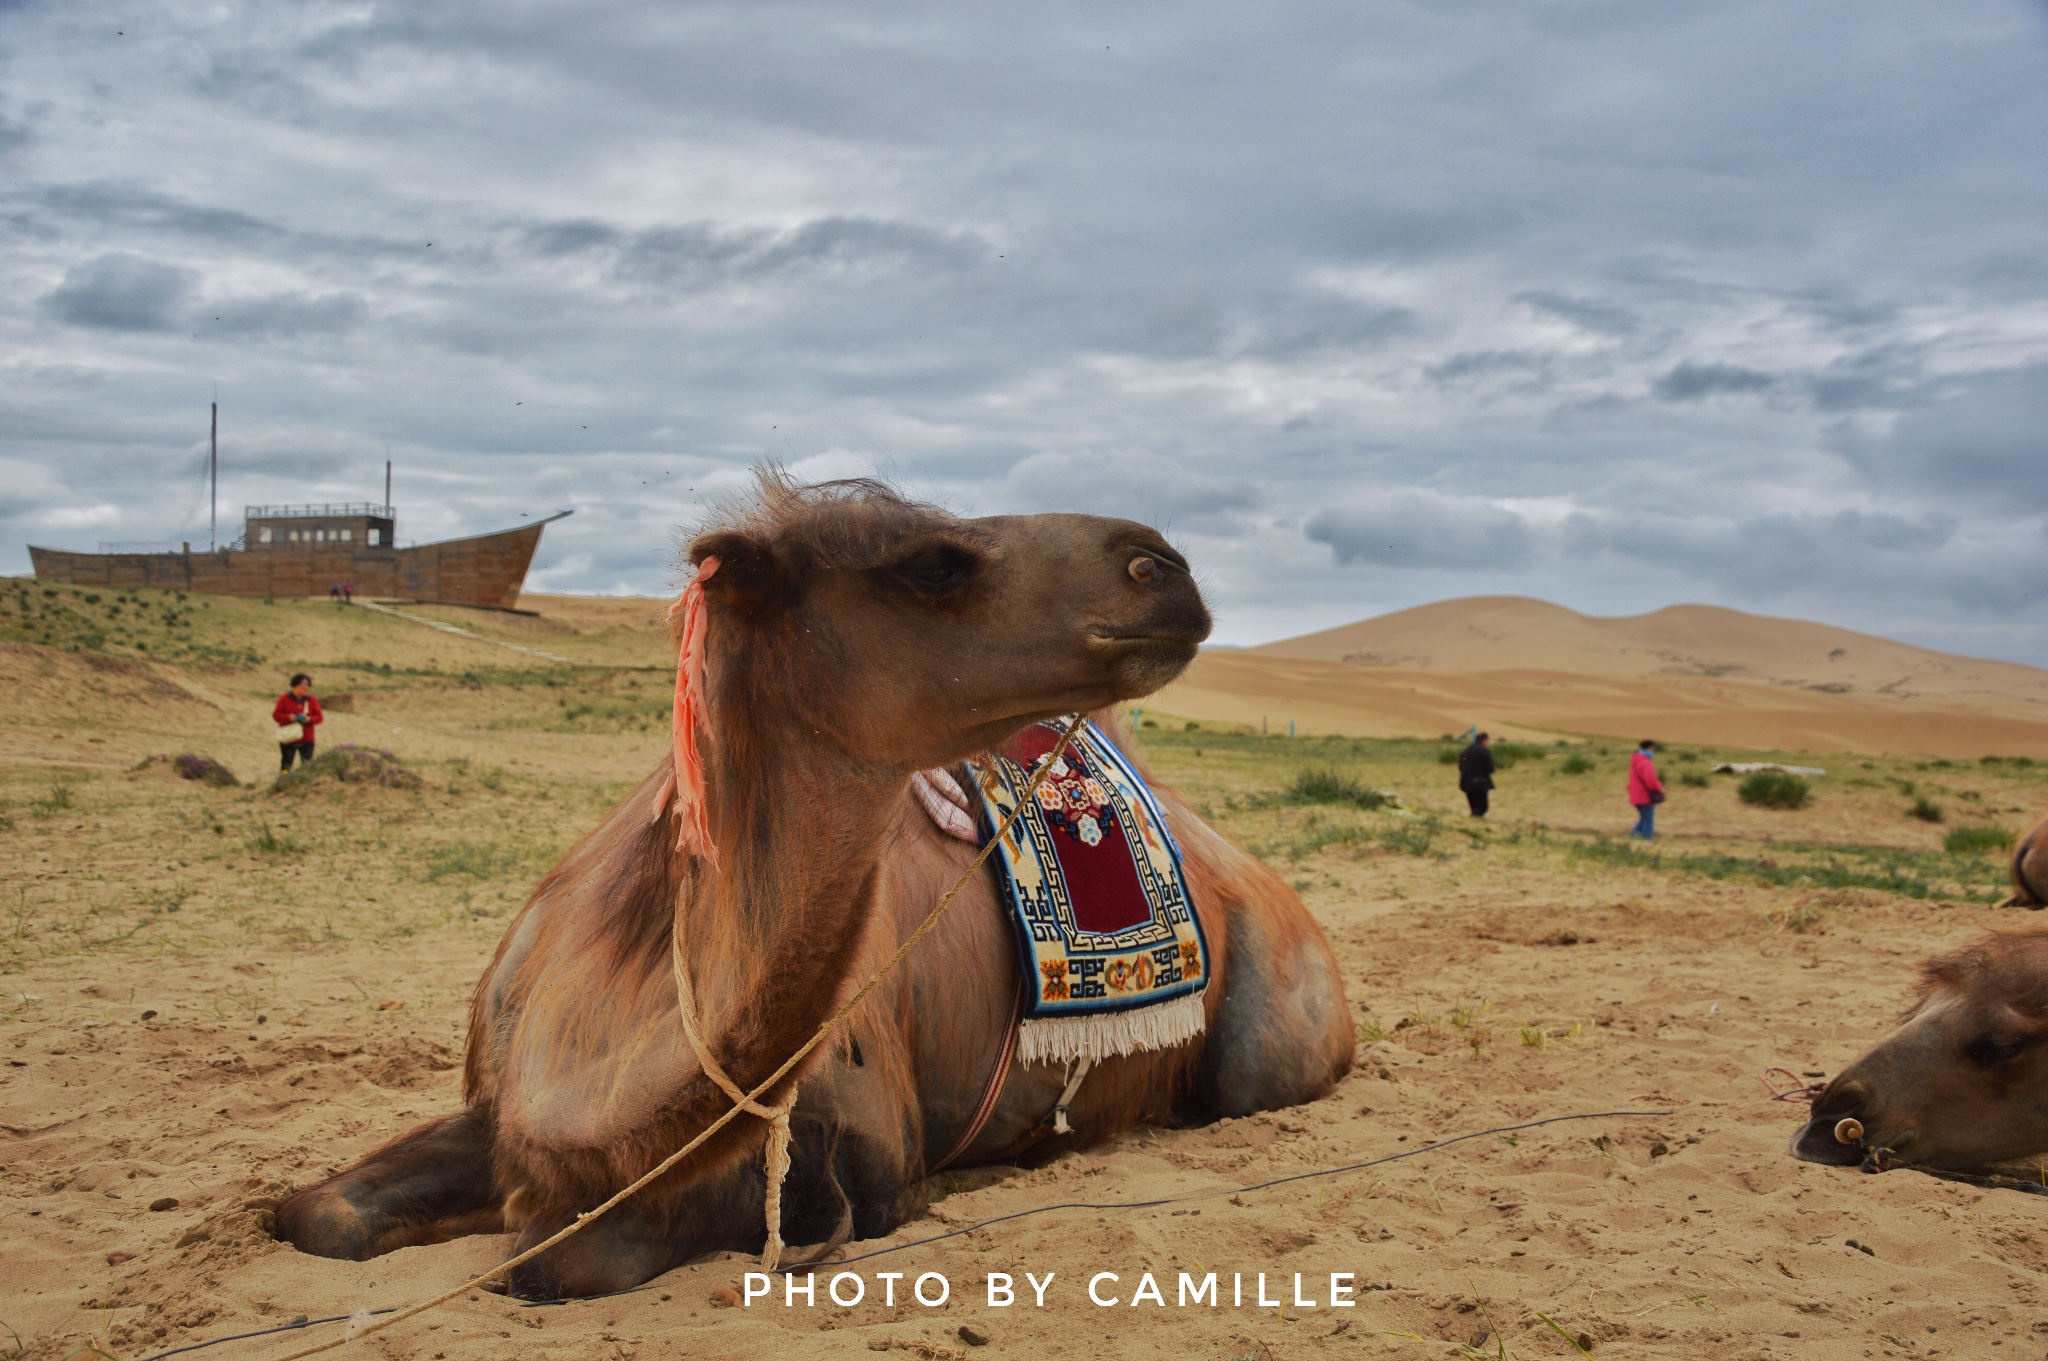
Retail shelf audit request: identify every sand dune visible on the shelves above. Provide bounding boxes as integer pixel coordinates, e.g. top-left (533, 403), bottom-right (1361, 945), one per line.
top-left (1254, 596), bottom-right (2048, 708)
top-left (1150, 598), bottom-right (2048, 758)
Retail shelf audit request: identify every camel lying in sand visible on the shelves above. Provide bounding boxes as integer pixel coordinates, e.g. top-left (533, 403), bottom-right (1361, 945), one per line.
top-left (276, 476), bottom-right (1354, 1298)
top-left (1790, 925), bottom-right (2048, 1170)
top-left (2001, 812), bottom-right (2048, 909)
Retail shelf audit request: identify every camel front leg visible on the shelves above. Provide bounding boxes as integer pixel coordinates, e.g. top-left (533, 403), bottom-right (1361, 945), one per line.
top-left (502, 1107), bottom-right (909, 1299)
top-left (276, 1105), bottom-right (503, 1260)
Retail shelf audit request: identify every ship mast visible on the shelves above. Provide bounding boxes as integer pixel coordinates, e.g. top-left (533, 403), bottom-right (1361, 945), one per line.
top-left (209, 401), bottom-right (218, 552)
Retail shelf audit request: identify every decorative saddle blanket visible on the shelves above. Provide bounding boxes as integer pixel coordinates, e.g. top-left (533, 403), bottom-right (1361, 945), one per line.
top-left (962, 718), bottom-right (1210, 1066)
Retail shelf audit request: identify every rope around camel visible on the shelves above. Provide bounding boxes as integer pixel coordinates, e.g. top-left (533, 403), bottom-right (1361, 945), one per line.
top-left (267, 718), bottom-right (1082, 1361)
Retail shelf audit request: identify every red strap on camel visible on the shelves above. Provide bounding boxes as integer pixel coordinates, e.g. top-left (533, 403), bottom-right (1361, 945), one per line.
top-left (653, 555), bottom-right (720, 861)
top-left (926, 973), bottom-right (1026, 1175)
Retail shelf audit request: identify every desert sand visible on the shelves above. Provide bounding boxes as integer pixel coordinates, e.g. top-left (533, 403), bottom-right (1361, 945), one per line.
top-left (5, 583), bottom-right (2048, 1360)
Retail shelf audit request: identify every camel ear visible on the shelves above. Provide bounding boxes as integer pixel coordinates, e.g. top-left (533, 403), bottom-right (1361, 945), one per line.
top-left (690, 530), bottom-right (787, 611)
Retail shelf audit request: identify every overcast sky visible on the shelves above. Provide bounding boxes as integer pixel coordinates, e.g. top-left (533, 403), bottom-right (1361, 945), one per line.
top-left (4, 3), bottom-right (2047, 660)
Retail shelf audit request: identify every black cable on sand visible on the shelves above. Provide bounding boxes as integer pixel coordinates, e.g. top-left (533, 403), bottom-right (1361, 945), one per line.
top-left (134, 1108), bottom-right (1672, 1357)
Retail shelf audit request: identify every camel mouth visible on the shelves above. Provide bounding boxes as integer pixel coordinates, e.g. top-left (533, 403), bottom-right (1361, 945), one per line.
top-left (1089, 631), bottom-right (1203, 647)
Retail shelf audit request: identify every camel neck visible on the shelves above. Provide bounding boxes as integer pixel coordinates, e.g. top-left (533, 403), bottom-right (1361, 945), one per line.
top-left (676, 713), bottom-right (902, 1080)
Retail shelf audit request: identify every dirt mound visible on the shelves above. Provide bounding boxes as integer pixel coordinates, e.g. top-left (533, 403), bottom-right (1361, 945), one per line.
top-left (178, 754), bottom-right (238, 786)
top-left (271, 744), bottom-right (423, 793)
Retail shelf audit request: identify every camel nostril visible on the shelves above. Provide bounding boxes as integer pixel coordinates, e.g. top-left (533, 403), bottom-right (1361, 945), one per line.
top-left (1834, 1117), bottom-right (1864, 1144)
top-left (1127, 556), bottom-right (1156, 583)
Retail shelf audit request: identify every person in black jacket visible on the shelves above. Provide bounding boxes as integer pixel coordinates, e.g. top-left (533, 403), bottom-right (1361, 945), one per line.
top-left (1458, 731), bottom-right (1495, 816)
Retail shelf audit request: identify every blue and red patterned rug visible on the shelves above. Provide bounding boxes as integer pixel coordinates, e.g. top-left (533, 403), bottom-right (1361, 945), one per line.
top-left (965, 718), bottom-right (1210, 1064)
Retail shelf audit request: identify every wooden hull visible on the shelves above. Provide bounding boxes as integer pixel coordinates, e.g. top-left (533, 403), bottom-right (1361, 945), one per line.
top-left (29, 519), bottom-right (556, 609)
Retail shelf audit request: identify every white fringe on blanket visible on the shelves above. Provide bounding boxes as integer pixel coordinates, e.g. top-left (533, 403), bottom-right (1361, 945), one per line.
top-left (1016, 988), bottom-right (1207, 1066)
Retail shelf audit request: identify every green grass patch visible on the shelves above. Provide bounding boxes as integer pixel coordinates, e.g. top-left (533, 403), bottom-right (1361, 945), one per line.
top-left (1558, 754), bottom-right (1596, 776)
top-left (1944, 824), bottom-right (2015, 855)
top-left (244, 823), bottom-right (306, 855)
top-left (1286, 767), bottom-right (1388, 810)
top-left (423, 842), bottom-right (526, 881)
top-left (29, 779), bottom-right (76, 816)
top-left (1566, 834), bottom-right (2007, 902)
top-left (1679, 770), bottom-right (1710, 788)
top-left (1738, 771), bottom-right (1810, 809)
top-left (1908, 796), bottom-right (1944, 823)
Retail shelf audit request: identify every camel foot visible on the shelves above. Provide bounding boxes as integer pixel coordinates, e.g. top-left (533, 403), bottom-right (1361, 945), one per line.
top-left (277, 1106), bottom-right (501, 1260)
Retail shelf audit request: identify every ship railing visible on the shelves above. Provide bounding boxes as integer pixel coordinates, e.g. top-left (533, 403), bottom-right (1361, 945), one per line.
top-left (244, 502), bottom-right (395, 520)
top-left (96, 540), bottom-right (194, 555)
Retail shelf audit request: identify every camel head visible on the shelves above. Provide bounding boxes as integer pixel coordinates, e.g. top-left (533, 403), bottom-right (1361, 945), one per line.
top-left (1790, 928), bottom-right (2048, 1171)
top-left (684, 473), bottom-right (1211, 774)
top-left (2000, 813), bottom-right (2048, 909)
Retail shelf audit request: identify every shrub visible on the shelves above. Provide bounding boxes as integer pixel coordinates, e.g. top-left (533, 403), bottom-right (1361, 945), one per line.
top-left (1738, 771), bottom-right (1811, 810)
top-left (1490, 742), bottom-right (1547, 769)
top-left (1944, 824), bottom-right (2013, 855)
top-left (1437, 748), bottom-right (1459, 764)
top-left (1559, 754), bottom-right (1595, 775)
top-left (173, 754), bottom-right (237, 786)
top-left (244, 823), bottom-right (306, 855)
top-left (1679, 771), bottom-right (1710, 788)
top-left (1908, 796), bottom-right (1943, 824)
top-left (1287, 767), bottom-right (1387, 810)
top-left (1377, 821), bottom-right (1438, 856)
top-left (274, 744), bottom-right (423, 793)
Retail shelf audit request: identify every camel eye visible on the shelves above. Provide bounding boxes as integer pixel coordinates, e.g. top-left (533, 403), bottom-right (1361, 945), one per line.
top-left (1964, 1034), bottom-right (2030, 1066)
top-left (894, 546), bottom-right (976, 597)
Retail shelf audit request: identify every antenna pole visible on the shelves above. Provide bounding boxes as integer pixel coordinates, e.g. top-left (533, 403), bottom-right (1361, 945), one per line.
top-left (209, 401), bottom-right (218, 552)
top-left (385, 457), bottom-right (392, 513)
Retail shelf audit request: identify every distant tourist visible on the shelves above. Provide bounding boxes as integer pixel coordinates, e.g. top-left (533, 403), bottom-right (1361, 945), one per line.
top-left (1628, 739), bottom-right (1665, 839)
top-left (342, 580), bottom-right (354, 605)
top-left (329, 580), bottom-right (342, 604)
top-left (273, 673), bottom-right (324, 771)
top-left (1458, 730), bottom-right (1495, 817)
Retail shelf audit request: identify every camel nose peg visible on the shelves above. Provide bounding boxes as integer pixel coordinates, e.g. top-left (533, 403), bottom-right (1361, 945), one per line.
top-left (1834, 1117), bottom-right (1864, 1145)
top-left (1128, 556), bottom-right (1157, 583)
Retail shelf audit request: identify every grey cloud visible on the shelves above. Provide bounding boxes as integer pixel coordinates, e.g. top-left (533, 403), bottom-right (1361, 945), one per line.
top-left (207, 291), bottom-right (367, 338)
top-left (1239, 295), bottom-right (1417, 360)
top-left (42, 252), bottom-right (195, 330)
top-left (1807, 345), bottom-right (1926, 412)
top-left (602, 217), bottom-right (986, 294)
top-left (1878, 365), bottom-right (2048, 509)
top-left (1000, 451), bottom-right (1258, 533)
top-left (1516, 291), bottom-right (1638, 337)
top-left (1652, 361), bottom-right (1777, 402)
top-left (1428, 350), bottom-right (1550, 389)
top-left (1306, 493), bottom-right (1536, 570)
top-left (528, 219), bottom-right (622, 257)
top-left (38, 183), bottom-right (282, 248)
top-left (1565, 507), bottom-right (1978, 602)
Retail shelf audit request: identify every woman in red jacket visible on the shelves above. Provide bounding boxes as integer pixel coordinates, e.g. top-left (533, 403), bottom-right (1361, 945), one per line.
top-left (1627, 739), bottom-right (1664, 839)
top-left (272, 673), bottom-right (323, 771)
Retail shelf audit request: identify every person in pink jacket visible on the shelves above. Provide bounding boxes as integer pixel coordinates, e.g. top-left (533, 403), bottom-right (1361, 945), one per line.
top-left (1627, 739), bottom-right (1664, 839)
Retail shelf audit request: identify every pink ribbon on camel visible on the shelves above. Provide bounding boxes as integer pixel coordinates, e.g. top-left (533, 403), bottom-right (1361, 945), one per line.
top-left (652, 554), bottom-right (720, 860)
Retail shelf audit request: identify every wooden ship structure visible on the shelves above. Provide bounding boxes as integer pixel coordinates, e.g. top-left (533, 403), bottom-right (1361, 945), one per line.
top-left (30, 503), bottom-right (567, 610)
